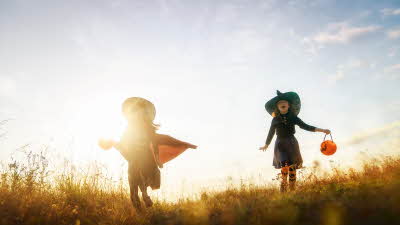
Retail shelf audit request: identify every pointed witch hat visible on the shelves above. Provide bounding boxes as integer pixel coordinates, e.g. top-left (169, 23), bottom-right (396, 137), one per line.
top-left (122, 97), bottom-right (156, 121)
top-left (265, 90), bottom-right (301, 116)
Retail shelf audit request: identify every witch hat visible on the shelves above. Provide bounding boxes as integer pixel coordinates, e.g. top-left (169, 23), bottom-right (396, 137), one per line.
top-left (122, 97), bottom-right (156, 121)
top-left (265, 90), bottom-right (301, 116)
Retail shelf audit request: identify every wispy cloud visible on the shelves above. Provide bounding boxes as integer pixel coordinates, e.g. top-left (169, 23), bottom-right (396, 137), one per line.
top-left (381, 8), bottom-right (400, 16)
top-left (345, 121), bottom-right (400, 145)
top-left (302, 22), bottom-right (381, 56)
top-left (387, 27), bottom-right (400, 39)
top-left (384, 64), bottom-right (400, 73)
top-left (328, 59), bottom-right (373, 83)
top-left (310, 22), bottom-right (380, 44)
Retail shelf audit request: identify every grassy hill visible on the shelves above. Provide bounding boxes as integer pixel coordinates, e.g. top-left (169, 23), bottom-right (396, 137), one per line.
top-left (0, 152), bottom-right (399, 225)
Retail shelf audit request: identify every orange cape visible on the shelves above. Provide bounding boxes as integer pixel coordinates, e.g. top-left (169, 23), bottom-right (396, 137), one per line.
top-left (153, 134), bottom-right (196, 164)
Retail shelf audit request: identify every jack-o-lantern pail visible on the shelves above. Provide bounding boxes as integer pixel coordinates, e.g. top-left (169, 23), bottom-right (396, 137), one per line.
top-left (320, 134), bottom-right (337, 156)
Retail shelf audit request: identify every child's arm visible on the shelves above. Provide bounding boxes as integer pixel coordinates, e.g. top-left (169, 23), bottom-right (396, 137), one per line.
top-left (295, 117), bottom-right (330, 134)
top-left (295, 116), bottom-right (316, 132)
top-left (260, 119), bottom-right (276, 151)
top-left (111, 140), bottom-right (121, 151)
top-left (315, 127), bottom-right (331, 134)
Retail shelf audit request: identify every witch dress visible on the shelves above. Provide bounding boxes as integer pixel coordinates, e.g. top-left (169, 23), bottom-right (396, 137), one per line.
top-left (117, 124), bottom-right (197, 190)
top-left (265, 112), bottom-right (316, 169)
top-left (118, 124), bottom-right (161, 189)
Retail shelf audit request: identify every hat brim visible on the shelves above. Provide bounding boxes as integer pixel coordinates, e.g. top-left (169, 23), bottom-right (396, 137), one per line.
top-left (122, 97), bottom-right (156, 121)
top-left (265, 92), bottom-right (301, 116)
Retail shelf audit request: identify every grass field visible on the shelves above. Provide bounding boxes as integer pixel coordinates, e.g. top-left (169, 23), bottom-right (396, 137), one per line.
top-left (0, 150), bottom-right (399, 225)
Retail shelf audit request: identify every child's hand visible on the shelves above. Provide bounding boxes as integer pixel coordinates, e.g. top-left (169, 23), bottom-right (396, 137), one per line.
top-left (98, 138), bottom-right (115, 150)
top-left (316, 128), bottom-right (331, 134)
top-left (323, 129), bottom-right (331, 134)
top-left (187, 144), bottom-right (197, 149)
top-left (259, 144), bottom-right (269, 152)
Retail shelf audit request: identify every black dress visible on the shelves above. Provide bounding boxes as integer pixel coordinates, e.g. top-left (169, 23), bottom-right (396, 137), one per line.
top-left (265, 112), bottom-right (316, 169)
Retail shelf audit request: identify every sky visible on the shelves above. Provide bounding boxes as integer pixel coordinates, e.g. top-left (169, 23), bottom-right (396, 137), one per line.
top-left (0, 0), bottom-right (399, 199)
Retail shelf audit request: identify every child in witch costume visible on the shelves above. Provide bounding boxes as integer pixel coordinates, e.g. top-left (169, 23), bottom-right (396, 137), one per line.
top-left (259, 91), bottom-right (330, 192)
top-left (101, 97), bottom-right (197, 209)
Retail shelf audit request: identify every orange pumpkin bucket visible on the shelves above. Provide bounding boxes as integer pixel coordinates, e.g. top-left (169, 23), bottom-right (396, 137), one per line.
top-left (320, 134), bottom-right (337, 156)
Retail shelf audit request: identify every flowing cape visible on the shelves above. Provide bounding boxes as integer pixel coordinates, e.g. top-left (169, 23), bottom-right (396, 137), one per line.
top-left (154, 134), bottom-right (197, 164)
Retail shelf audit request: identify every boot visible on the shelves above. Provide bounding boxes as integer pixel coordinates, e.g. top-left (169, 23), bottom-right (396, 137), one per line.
top-left (280, 182), bottom-right (287, 193)
top-left (143, 196), bottom-right (153, 208)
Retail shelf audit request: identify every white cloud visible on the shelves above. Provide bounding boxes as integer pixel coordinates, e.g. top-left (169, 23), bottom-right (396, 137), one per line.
top-left (381, 8), bottom-right (400, 16)
top-left (387, 28), bottom-right (400, 39)
top-left (328, 59), bottom-right (373, 83)
top-left (302, 37), bottom-right (323, 56)
top-left (311, 22), bottom-right (380, 44)
top-left (345, 121), bottom-right (400, 145)
top-left (302, 22), bottom-right (380, 56)
top-left (384, 64), bottom-right (400, 73)
top-left (383, 64), bottom-right (400, 80)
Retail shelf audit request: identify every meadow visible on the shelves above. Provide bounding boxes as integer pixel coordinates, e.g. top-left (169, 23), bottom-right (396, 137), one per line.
top-left (0, 149), bottom-right (399, 225)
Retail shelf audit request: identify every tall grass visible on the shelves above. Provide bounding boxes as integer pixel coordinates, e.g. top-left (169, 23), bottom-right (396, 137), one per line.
top-left (0, 148), bottom-right (399, 225)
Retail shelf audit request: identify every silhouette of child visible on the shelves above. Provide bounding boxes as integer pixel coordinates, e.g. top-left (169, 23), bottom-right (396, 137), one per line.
top-left (99, 97), bottom-right (197, 209)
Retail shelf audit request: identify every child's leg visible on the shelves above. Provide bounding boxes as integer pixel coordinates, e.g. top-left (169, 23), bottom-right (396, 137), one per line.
top-left (128, 164), bottom-right (141, 209)
top-left (288, 165), bottom-right (297, 191)
top-left (139, 183), bottom-right (153, 208)
top-left (280, 165), bottom-right (289, 192)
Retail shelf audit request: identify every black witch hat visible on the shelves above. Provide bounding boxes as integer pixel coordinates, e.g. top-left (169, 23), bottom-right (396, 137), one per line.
top-left (265, 90), bottom-right (301, 116)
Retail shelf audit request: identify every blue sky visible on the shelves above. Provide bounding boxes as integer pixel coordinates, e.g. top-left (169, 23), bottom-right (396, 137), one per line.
top-left (0, 0), bottom-right (399, 196)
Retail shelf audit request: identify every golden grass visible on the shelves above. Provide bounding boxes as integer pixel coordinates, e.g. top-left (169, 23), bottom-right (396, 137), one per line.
top-left (0, 150), bottom-right (399, 225)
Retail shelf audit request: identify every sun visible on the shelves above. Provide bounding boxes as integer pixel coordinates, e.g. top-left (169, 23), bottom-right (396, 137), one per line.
top-left (64, 94), bottom-right (127, 150)
top-left (89, 99), bottom-right (126, 144)
top-left (46, 93), bottom-right (131, 181)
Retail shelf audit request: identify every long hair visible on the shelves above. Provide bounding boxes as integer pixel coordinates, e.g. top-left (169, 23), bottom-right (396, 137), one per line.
top-left (148, 121), bottom-right (160, 133)
top-left (272, 107), bottom-right (280, 118)
top-left (138, 113), bottom-right (160, 136)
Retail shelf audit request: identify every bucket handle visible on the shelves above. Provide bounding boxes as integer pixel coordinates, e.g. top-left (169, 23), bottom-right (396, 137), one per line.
top-left (323, 133), bottom-right (334, 142)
